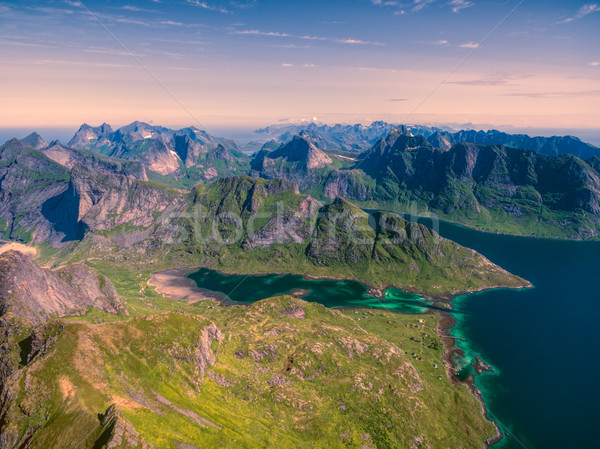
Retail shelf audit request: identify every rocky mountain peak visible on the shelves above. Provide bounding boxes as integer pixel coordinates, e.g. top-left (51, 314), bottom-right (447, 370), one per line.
top-left (20, 132), bottom-right (48, 150)
top-left (277, 135), bottom-right (333, 169)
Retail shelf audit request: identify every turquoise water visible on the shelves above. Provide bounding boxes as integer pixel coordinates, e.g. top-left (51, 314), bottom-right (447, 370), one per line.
top-left (189, 220), bottom-right (600, 449)
top-left (187, 268), bottom-right (434, 314)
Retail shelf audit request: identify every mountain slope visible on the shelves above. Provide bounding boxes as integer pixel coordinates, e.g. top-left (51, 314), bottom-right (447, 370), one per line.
top-left (0, 139), bottom-right (73, 245)
top-left (322, 132), bottom-right (600, 239)
top-left (0, 296), bottom-right (497, 449)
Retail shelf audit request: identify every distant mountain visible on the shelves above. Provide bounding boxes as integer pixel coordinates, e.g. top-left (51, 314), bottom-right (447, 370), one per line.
top-left (250, 135), bottom-right (356, 190)
top-left (428, 129), bottom-right (600, 159)
top-left (68, 121), bottom-right (250, 186)
top-left (256, 121), bottom-right (600, 160)
top-left (20, 132), bottom-right (48, 150)
top-left (323, 131), bottom-right (600, 239)
top-left (255, 121), bottom-right (437, 153)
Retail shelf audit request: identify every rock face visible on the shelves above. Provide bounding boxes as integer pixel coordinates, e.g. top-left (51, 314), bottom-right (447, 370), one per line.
top-left (96, 404), bottom-right (153, 449)
top-left (20, 132), bottom-right (47, 150)
top-left (42, 140), bottom-right (147, 180)
top-left (68, 121), bottom-right (249, 181)
top-left (0, 250), bottom-right (124, 326)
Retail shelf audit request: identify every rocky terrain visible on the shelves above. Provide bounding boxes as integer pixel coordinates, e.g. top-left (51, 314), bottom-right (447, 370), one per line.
top-left (0, 250), bottom-right (124, 326)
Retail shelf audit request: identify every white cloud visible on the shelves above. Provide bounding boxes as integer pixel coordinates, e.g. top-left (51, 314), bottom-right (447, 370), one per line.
top-left (334, 38), bottom-right (386, 46)
top-left (577, 3), bottom-right (600, 17)
top-left (186, 0), bottom-right (230, 14)
top-left (557, 3), bottom-right (600, 24)
top-left (590, 61), bottom-right (600, 67)
top-left (233, 29), bottom-right (290, 37)
top-left (281, 63), bottom-right (293, 67)
top-left (449, 0), bottom-right (474, 13)
top-left (232, 29), bottom-right (385, 46)
top-left (459, 41), bottom-right (479, 48)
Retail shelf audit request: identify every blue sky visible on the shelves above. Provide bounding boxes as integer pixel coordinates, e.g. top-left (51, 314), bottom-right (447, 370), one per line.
top-left (0, 0), bottom-right (598, 134)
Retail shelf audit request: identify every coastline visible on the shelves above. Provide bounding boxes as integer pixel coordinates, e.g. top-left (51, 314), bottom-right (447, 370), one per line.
top-left (438, 312), bottom-right (504, 448)
top-left (149, 265), bottom-right (508, 447)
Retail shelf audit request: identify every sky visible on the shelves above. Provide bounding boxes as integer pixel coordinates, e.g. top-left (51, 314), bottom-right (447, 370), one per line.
top-left (0, 0), bottom-right (599, 138)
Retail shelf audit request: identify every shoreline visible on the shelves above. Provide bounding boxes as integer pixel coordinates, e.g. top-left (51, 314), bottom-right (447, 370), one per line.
top-left (149, 265), bottom-right (509, 447)
top-left (438, 312), bottom-right (504, 448)
top-left (148, 264), bottom-right (531, 303)
top-left (147, 267), bottom-right (228, 305)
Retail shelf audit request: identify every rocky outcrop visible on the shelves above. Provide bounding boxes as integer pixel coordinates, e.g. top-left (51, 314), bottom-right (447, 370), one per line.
top-left (194, 323), bottom-right (223, 378)
top-left (96, 404), bottom-right (154, 449)
top-left (0, 250), bottom-right (124, 326)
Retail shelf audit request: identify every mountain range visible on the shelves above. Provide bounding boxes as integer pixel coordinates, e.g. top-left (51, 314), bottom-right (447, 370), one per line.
top-left (249, 131), bottom-right (600, 239)
top-left (257, 121), bottom-right (600, 159)
top-left (68, 121), bottom-right (249, 187)
top-left (5, 121), bottom-right (600, 240)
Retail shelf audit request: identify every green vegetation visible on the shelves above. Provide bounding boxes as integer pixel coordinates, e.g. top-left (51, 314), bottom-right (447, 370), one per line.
top-left (1, 296), bottom-right (496, 448)
top-left (59, 176), bottom-right (526, 296)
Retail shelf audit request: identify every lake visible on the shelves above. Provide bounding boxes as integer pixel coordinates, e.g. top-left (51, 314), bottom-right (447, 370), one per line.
top-left (188, 218), bottom-right (600, 449)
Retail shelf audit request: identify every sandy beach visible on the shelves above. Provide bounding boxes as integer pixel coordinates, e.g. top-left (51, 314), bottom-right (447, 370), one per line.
top-left (0, 241), bottom-right (37, 257)
top-left (148, 267), bottom-right (224, 304)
